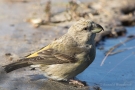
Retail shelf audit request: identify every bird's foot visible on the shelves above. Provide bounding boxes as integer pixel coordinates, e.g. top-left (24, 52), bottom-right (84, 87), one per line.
top-left (69, 79), bottom-right (86, 87)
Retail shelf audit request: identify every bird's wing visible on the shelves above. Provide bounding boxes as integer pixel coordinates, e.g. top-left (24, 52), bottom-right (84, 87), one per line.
top-left (26, 44), bottom-right (51, 58)
top-left (4, 47), bottom-right (78, 73)
top-left (24, 48), bottom-right (77, 65)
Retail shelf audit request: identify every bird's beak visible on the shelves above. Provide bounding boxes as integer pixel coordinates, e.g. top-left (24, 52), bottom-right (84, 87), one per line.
top-left (91, 24), bottom-right (104, 33)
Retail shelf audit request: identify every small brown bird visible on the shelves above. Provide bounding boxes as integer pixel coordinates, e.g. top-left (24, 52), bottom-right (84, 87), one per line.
top-left (4, 19), bottom-right (103, 86)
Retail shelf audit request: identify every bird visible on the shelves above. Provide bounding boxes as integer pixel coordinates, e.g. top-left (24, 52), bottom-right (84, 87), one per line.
top-left (4, 19), bottom-right (104, 86)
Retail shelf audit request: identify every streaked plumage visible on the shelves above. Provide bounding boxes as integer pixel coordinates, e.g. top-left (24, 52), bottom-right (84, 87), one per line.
top-left (4, 19), bottom-right (103, 82)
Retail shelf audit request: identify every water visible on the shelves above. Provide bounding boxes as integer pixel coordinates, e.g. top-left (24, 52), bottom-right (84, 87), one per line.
top-left (77, 26), bottom-right (135, 90)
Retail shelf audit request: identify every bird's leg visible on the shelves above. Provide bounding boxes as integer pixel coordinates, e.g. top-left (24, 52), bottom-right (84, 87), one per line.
top-left (69, 79), bottom-right (86, 87)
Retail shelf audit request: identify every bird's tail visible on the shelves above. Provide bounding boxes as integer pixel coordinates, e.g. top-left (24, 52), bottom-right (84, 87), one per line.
top-left (4, 58), bottom-right (32, 73)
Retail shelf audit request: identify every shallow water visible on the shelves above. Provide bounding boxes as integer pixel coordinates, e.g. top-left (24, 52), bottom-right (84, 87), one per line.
top-left (78, 26), bottom-right (135, 90)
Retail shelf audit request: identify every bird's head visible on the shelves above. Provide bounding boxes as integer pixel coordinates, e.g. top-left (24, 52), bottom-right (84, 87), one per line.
top-left (67, 19), bottom-right (104, 45)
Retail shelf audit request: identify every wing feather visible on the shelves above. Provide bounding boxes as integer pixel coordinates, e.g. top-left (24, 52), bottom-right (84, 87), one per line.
top-left (24, 49), bottom-right (77, 65)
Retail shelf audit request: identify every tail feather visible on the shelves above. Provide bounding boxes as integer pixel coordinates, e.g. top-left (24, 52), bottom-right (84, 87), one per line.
top-left (4, 61), bottom-right (32, 73)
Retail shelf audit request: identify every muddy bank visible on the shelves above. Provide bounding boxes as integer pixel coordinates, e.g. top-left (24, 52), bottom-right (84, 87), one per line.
top-left (39, 0), bottom-right (135, 44)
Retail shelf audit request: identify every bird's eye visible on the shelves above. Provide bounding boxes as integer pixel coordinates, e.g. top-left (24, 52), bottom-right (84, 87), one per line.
top-left (83, 27), bottom-right (88, 30)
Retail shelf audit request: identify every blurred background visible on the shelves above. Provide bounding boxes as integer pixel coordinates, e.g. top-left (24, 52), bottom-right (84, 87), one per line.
top-left (0, 0), bottom-right (135, 90)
